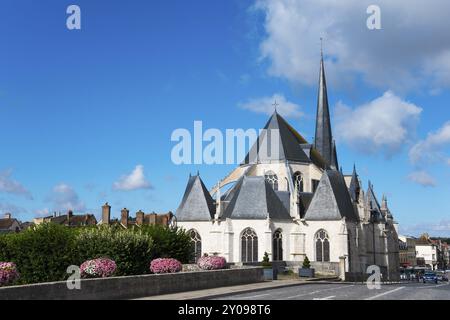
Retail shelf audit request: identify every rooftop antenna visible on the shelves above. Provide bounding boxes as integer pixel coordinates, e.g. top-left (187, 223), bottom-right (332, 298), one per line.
top-left (320, 37), bottom-right (324, 58)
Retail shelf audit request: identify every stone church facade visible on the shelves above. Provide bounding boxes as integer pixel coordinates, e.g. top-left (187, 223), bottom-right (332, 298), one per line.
top-left (175, 55), bottom-right (400, 281)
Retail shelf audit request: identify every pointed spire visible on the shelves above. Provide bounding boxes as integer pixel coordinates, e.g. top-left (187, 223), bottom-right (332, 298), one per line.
top-left (314, 45), bottom-right (334, 167)
top-left (349, 164), bottom-right (361, 202)
top-left (330, 140), bottom-right (339, 170)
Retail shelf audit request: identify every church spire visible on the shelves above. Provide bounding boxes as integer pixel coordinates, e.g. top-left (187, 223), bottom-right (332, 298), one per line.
top-left (314, 46), bottom-right (334, 167)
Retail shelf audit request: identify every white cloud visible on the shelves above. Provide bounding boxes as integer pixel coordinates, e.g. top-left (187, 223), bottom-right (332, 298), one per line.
top-left (239, 93), bottom-right (304, 118)
top-left (407, 171), bottom-right (436, 187)
top-left (35, 208), bottom-right (50, 217)
top-left (335, 91), bottom-right (422, 156)
top-left (409, 122), bottom-right (450, 165)
top-left (0, 202), bottom-right (27, 215)
top-left (254, 0), bottom-right (450, 92)
top-left (0, 169), bottom-right (33, 200)
top-left (113, 165), bottom-right (152, 191)
top-left (47, 183), bottom-right (86, 212)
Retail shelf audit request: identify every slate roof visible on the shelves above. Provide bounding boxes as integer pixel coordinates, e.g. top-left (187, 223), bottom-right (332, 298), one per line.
top-left (314, 54), bottom-right (334, 166)
top-left (299, 192), bottom-right (314, 218)
top-left (304, 170), bottom-right (358, 222)
top-left (221, 176), bottom-right (292, 220)
top-left (0, 218), bottom-right (17, 230)
top-left (176, 175), bottom-right (216, 221)
top-left (243, 112), bottom-right (311, 164)
top-left (367, 182), bottom-right (385, 222)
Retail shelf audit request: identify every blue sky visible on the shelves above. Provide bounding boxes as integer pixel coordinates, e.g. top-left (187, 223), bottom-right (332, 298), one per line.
top-left (1, 0), bottom-right (450, 236)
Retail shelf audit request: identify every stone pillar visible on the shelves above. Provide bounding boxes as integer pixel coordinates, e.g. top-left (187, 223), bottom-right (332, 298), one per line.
top-left (339, 256), bottom-right (347, 281)
top-left (102, 203), bottom-right (111, 225)
top-left (136, 210), bottom-right (144, 226)
top-left (121, 208), bottom-right (129, 228)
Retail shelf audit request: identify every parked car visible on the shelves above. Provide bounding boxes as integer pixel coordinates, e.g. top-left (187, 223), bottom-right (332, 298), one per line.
top-left (423, 272), bottom-right (438, 284)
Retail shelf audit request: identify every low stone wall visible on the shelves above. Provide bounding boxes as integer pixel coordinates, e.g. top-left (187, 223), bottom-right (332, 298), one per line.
top-left (0, 267), bottom-right (264, 300)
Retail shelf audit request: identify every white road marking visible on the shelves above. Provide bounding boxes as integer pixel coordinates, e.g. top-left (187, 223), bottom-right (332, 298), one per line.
top-left (365, 287), bottom-right (405, 300)
top-left (313, 295), bottom-right (335, 300)
top-left (282, 285), bottom-right (354, 300)
top-left (240, 293), bottom-right (271, 299)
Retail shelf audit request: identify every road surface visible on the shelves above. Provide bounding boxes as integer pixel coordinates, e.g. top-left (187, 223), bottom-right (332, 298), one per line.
top-left (211, 281), bottom-right (450, 300)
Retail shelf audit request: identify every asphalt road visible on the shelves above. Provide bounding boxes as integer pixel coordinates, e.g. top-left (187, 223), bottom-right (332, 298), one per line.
top-left (211, 281), bottom-right (450, 300)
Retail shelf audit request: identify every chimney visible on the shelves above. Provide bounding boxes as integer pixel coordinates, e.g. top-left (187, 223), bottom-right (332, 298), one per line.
top-left (67, 210), bottom-right (73, 225)
top-left (136, 210), bottom-right (145, 226)
top-left (149, 212), bottom-right (157, 225)
top-left (4, 213), bottom-right (11, 219)
top-left (102, 202), bottom-right (111, 225)
top-left (121, 208), bottom-right (129, 228)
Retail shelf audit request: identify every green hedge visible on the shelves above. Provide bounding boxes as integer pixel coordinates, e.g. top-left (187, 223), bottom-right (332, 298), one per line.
top-left (77, 226), bottom-right (154, 276)
top-left (0, 223), bottom-right (78, 284)
top-left (0, 223), bottom-right (193, 285)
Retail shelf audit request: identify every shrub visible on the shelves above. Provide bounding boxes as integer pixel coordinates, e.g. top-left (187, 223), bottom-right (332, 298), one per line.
top-left (76, 226), bottom-right (153, 276)
top-left (0, 223), bottom-right (78, 284)
top-left (80, 258), bottom-right (116, 278)
top-left (0, 262), bottom-right (20, 286)
top-left (150, 258), bottom-right (182, 274)
top-left (262, 252), bottom-right (272, 268)
top-left (140, 225), bottom-right (193, 263)
top-left (302, 255), bottom-right (311, 269)
top-left (197, 255), bottom-right (227, 270)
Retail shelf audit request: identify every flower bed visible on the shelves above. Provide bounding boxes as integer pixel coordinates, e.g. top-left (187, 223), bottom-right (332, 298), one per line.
top-left (197, 255), bottom-right (227, 270)
top-left (150, 258), bottom-right (182, 274)
top-left (80, 258), bottom-right (116, 278)
top-left (0, 262), bottom-right (20, 287)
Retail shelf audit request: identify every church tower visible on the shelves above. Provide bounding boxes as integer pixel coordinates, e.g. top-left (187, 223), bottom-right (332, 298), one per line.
top-left (314, 50), bottom-right (338, 170)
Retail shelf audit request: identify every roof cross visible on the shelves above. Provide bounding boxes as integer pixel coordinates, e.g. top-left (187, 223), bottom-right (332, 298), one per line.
top-left (272, 100), bottom-right (279, 112)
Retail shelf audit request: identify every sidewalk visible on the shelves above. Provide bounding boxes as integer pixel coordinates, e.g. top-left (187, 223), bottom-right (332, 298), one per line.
top-left (135, 277), bottom-right (338, 300)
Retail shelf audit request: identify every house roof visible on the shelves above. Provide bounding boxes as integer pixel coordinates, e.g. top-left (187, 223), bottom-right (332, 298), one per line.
top-left (221, 176), bottom-right (292, 220)
top-left (176, 175), bottom-right (216, 221)
top-left (304, 170), bottom-right (358, 222)
top-left (0, 218), bottom-right (17, 230)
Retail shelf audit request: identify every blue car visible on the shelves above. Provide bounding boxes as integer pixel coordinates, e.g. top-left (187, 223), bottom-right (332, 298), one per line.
top-left (423, 272), bottom-right (438, 284)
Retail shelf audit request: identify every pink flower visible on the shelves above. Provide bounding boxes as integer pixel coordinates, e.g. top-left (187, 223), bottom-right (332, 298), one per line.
top-left (80, 258), bottom-right (116, 278)
top-left (150, 258), bottom-right (182, 274)
top-left (197, 256), bottom-right (227, 270)
top-left (0, 262), bottom-right (20, 286)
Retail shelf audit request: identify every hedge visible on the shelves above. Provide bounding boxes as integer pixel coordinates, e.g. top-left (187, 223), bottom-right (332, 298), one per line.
top-left (0, 223), bottom-right (193, 285)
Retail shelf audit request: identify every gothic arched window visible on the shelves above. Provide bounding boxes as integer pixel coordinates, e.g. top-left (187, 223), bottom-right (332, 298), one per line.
top-left (265, 171), bottom-right (279, 191)
top-left (188, 229), bottom-right (202, 263)
top-left (293, 171), bottom-right (304, 193)
top-left (315, 229), bottom-right (330, 262)
top-left (272, 229), bottom-right (283, 261)
top-left (241, 228), bottom-right (258, 262)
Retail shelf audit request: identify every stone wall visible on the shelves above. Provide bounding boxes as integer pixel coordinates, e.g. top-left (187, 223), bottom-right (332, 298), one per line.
top-left (0, 267), bottom-right (264, 300)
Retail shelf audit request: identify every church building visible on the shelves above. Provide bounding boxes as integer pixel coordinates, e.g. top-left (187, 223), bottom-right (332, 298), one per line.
top-left (175, 54), bottom-right (400, 281)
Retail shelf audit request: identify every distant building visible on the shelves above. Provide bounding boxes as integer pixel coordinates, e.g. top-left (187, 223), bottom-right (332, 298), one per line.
top-left (0, 213), bottom-right (21, 233)
top-left (416, 234), bottom-right (438, 270)
top-left (98, 203), bottom-right (175, 228)
top-left (398, 235), bottom-right (417, 268)
top-left (33, 210), bottom-right (97, 227)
